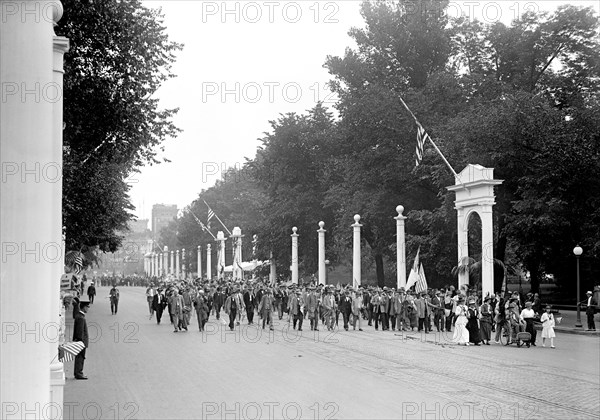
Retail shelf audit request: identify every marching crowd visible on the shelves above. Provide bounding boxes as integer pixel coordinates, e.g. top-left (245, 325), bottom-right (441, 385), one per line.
top-left (143, 278), bottom-right (564, 348)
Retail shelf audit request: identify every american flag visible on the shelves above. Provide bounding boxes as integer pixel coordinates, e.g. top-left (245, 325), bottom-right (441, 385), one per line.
top-left (415, 263), bottom-right (428, 293)
top-left (207, 208), bottom-right (215, 223)
top-left (415, 122), bottom-right (430, 167)
top-left (58, 341), bottom-right (85, 362)
top-left (74, 254), bottom-right (83, 274)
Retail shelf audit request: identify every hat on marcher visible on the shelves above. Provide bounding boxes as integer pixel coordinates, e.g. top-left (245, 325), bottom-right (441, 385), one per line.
top-left (79, 301), bottom-right (91, 309)
top-left (525, 301), bottom-right (532, 306)
top-left (468, 299), bottom-right (476, 305)
top-left (586, 291), bottom-right (593, 295)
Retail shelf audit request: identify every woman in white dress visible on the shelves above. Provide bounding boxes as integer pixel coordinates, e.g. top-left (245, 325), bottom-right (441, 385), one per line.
top-left (453, 296), bottom-right (470, 345)
top-left (540, 305), bottom-right (556, 348)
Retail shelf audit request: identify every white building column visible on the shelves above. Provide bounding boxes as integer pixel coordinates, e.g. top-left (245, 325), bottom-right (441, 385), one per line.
top-left (352, 215), bottom-right (362, 288)
top-left (197, 245), bottom-right (202, 278)
top-left (181, 248), bottom-right (186, 279)
top-left (1, 0), bottom-right (64, 409)
top-left (206, 244), bottom-right (212, 280)
top-left (158, 252), bottom-right (163, 277)
top-left (175, 250), bottom-right (180, 279)
top-left (395, 206), bottom-right (407, 289)
top-left (231, 227), bottom-right (243, 280)
top-left (318, 221), bottom-right (326, 286)
top-left (291, 227), bottom-right (299, 284)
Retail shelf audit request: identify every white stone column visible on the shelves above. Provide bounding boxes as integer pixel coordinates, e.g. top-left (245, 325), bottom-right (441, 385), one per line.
top-left (456, 208), bottom-right (469, 289)
top-left (197, 245), bottom-right (202, 278)
top-left (318, 221), bottom-right (326, 286)
top-left (1, 0), bottom-right (63, 408)
top-left (181, 248), bottom-right (186, 279)
top-left (163, 246), bottom-right (169, 278)
top-left (352, 215), bottom-right (362, 288)
top-left (206, 244), bottom-right (212, 280)
top-left (175, 250), bottom-right (180, 279)
top-left (291, 227), bottom-right (299, 284)
top-left (480, 206), bottom-right (495, 297)
top-left (217, 231), bottom-right (226, 280)
top-left (269, 251), bottom-right (276, 284)
top-left (231, 227), bottom-right (243, 280)
top-left (170, 251), bottom-right (174, 275)
top-left (395, 205), bottom-right (407, 289)
top-left (158, 252), bottom-right (163, 277)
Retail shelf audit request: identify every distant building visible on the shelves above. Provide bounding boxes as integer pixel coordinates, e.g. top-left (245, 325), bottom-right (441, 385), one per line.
top-left (128, 218), bottom-right (149, 234)
top-left (152, 204), bottom-right (178, 241)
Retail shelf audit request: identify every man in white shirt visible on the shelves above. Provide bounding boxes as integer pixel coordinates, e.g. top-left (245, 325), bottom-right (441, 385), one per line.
top-left (519, 301), bottom-right (537, 346)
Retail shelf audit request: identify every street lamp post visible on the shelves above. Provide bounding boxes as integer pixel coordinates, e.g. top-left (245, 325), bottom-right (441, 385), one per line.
top-left (573, 245), bottom-right (583, 328)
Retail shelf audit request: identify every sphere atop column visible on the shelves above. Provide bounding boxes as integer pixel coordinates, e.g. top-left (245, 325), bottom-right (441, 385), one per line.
top-left (396, 205), bottom-right (404, 216)
top-left (292, 227), bottom-right (298, 234)
top-left (354, 214), bottom-right (361, 223)
top-left (318, 221), bottom-right (325, 229)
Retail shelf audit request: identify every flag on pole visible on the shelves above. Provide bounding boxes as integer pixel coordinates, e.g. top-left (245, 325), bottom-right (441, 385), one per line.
top-left (415, 122), bottom-right (430, 167)
top-left (416, 263), bottom-right (428, 293)
top-left (58, 341), bottom-right (85, 362)
top-left (203, 200), bottom-right (232, 235)
top-left (500, 272), bottom-right (507, 297)
top-left (207, 208), bottom-right (215, 223)
top-left (405, 246), bottom-right (421, 290)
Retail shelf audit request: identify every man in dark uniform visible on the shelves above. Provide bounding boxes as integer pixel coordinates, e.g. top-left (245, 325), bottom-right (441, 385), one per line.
top-left (243, 286), bottom-right (256, 325)
top-left (339, 289), bottom-right (353, 331)
top-left (213, 287), bottom-right (225, 320)
top-left (73, 300), bottom-right (90, 379)
top-left (86, 282), bottom-right (96, 304)
top-left (109, 284), bottom-right (119, 315)
top-left (152, 288), bottom-right (167, 324)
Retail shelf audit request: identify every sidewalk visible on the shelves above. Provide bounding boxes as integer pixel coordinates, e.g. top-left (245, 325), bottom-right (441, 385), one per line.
top-left (539, 309), bottom-right (600, 336)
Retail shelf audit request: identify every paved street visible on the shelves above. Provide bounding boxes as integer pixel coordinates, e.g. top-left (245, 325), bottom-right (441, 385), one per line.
top-left (64, 287), bottom-right (600, 420)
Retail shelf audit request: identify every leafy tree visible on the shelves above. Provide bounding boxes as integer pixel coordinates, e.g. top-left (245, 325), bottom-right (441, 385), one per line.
top-left (57, 0), bottom-right (182, 255)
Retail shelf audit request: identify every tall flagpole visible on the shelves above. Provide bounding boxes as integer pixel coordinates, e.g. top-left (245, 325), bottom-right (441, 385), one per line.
top-left (398, 96), bottom-right (465, 186)
top-left (203, 200), bottom-right (232, 235)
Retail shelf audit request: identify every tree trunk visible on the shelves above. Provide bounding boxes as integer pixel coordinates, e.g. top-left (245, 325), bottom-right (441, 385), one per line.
top-left (529, 265), bottom-right (541, 294)
top-left (375, 253), bottom-right (385, 287)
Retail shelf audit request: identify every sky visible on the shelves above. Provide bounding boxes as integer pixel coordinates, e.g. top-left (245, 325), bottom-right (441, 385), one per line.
top-left (131, 0), bottom-right (599, 224)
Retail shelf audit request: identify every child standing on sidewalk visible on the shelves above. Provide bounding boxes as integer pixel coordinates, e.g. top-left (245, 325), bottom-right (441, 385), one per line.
top-left (540, 305), bottom-right (556, 348)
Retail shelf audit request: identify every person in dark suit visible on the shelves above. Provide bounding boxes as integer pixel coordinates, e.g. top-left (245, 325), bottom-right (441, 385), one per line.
top-left (73, 300), bottom-right (90, 379)
top-left (585, 291), bottom-right (597, 331)
top-left (212, 287), bottom-right (225, 320)
top-left (243, 287), bottom-right (256, 325)
top-left (379, 288), bottom-right (390, 331)
top-left (86, 282), bottom-right (96, 304)
top-left (152, 288), bottom-right (167, 324)
top-left (339, 290), bottom-right (353, 331)
top-left (258, 288), bottom-right (275, 330)
top-left (194, 290), bottom-right (209, 332)
top-left (109, 285), bottom-right (119, 315)
top-left (289, 290), bottom-right (304, 331)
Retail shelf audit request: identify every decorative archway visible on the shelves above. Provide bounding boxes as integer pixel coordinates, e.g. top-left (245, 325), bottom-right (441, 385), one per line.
top-left (447, 165), bottom-right (503, 296)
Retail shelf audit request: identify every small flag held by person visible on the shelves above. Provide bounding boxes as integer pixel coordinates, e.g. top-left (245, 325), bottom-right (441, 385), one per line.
top-left (58, 341), bottom-right (85, 362)
top-left (405, 246), bottom-right (421, 290)
top-left (416, 263), bottom-right (428, 293)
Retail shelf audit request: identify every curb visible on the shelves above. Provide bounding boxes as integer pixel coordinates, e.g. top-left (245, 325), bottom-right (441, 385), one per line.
top-left (534, 325), bottom-right (600, 336)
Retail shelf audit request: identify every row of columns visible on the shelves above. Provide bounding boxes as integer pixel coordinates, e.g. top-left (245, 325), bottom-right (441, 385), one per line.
top-left (290, 206), bottom-right (408, 287)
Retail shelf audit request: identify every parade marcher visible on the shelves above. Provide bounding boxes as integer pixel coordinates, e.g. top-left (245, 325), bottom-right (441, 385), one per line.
top-left (520, 301), bottom-right (537, 346)
top-left (444, 290), bottom-right (454, 332)
top-left (213, 287), bottom-right (225, 320)
top-left (370, 291), bottom-right (381, 330)
top-left (351, 289), bottom-right (364, 331)
top-left (146, 284), bottom-right (155, 319)
top-left (339, 289), bottom-right (353, 331)
top-left (224, 290), bottom-right (242, 331)
top-left (243, 286), bottom-right (256, 325)
top-left (540, 305), bottom-right (556, 348)
top-left (306, 286), bottom-right (320, 331)
top-left (388, 289), bottom-right (397, 331)
top-left (182, 287), bottom-right (193, 327)
top-left (323, 287), bottom-right (337, 331)
top-left (379, 288), bottom-right (390, 331)
top-left (152, 288), bottom-right (167, 325)
top-left (87, 282), bottom-right (96, 304)
top-left (430, 291), bottom-right (444, 332)
top-left (194, 290), bottom-right (209, 332)
top-left (494, 293), bottom-right (507, 343)
top-left (416, 292), bottom-right (430, 333)
top-left (365, 288), bottom-right (374, 326)
top-left (452, 297), bottom-right (470, 345)
top-left (73, 300), bottom-right (90, 380)
top-left (168, 287), bottom-right (186, 332)
top-left (584, 291), bottom-right (597, 331)
top-left (479, 297), bottom-right (493, 345)
top-left (289, 290), bottom-right (304, 331)
top-left (258, 288), bottom-right (275, 330)
top-left (466, 299), bottom-right (481, 345)
top-left (109, 284), bottom-right (120, 315)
